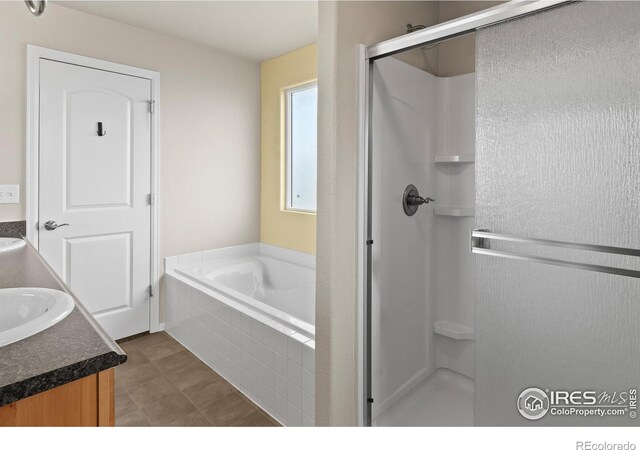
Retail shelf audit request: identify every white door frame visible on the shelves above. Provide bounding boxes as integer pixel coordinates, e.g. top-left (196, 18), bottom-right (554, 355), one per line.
top-left (26, 45), bottom-right (163, 333)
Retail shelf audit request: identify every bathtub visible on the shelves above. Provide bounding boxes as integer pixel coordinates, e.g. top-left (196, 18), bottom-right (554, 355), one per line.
top-left (176, 248), bottom-right (315, 339)
top-left (164, 243), bottom-right (316, 426)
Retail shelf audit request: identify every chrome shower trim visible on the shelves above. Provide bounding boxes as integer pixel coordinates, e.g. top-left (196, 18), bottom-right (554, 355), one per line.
top-left (470, 230), bottom-right (640, 279)
top-left (365, 0), bottom-right (575, 61)
top-left (471, 229), bottom-right (640, 257)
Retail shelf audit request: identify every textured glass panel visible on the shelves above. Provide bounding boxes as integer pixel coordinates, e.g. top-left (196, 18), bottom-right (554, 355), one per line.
top-left (475, 1), bottom-right (640, 425)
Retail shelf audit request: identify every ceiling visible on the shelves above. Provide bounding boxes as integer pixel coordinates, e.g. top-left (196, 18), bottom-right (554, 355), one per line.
top-left (55, 1), bottom-right (318, 62)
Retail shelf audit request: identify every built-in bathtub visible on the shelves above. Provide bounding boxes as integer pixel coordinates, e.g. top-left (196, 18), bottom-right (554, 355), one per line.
top-left (164, 243), bottom-right (315, 426)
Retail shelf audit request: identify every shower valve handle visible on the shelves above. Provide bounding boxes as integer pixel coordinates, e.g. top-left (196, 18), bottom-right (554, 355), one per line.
top-left (402, 184), bottom-right (435, 216)
top-left (407, 195), bottom-right (435, 206)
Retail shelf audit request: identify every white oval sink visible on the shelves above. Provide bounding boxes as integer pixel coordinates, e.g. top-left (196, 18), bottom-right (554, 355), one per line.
top-left (0, 238), bottom-right (26, 253)
top-left (0, 288), bottom-right (75, 347)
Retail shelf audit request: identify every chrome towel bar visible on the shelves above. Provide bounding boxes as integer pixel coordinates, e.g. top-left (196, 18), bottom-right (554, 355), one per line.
top-left (470, 229), bottom-right (640, 279)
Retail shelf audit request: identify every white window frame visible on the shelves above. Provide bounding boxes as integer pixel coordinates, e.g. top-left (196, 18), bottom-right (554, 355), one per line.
top-left (285, 81), bottom-right (318, 214)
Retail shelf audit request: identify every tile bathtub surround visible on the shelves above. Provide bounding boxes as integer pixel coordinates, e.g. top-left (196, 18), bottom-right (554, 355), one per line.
top-left (164, 273), bottom-right (316, 426)
top-left (0, 220), bottom-right (26, 238)
top-left (115, 332), bottom-right (278, 427)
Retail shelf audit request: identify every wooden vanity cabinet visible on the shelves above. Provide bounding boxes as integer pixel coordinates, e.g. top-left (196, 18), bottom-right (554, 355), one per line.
top-left (0, 369), bottom-right (114, 426)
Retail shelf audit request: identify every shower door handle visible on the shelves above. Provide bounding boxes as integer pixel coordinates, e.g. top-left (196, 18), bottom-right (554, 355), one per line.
top-left (470, 229), bottom-right (640, 279)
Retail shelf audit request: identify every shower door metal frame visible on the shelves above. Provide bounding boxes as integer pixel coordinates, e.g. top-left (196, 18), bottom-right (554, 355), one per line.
top-left (358, 0), bottom-right (574, 426)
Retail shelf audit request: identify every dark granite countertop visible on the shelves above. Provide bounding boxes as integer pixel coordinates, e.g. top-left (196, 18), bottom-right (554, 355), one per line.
top-left (0, 239), bottom-right (127, 406)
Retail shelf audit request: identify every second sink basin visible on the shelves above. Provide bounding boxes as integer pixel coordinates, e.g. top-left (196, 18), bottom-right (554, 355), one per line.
top-left (0, 238), bottom-right (26, 253)
top-left (0, 288), bottom-right (75, 348)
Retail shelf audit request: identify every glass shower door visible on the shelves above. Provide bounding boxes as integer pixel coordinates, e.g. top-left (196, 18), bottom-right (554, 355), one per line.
top-left (369, 40), bottom-right (477, 426)
top-left (474, 1), bottom-right (640, 426)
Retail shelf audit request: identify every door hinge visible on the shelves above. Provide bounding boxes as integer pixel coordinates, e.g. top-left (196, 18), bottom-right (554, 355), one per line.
top-left (147, 193), bottom-right (154, 205)
top-left (148, 100), bottom-right (155, 114)
top-left (366, 239), bottom-right (374, 246)
top-left (148, 285), bottom-right (154, 297)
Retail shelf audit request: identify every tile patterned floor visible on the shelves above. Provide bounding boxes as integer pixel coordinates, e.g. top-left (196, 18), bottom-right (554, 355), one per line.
top-left (115, 332), bottom-right (279, 427)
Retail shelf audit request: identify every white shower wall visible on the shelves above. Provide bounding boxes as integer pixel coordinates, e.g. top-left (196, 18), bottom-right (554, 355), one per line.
top-left (371, 57), bottom-right (437, 417)
top-left (371, 57), bottom-right (475, 419)
top-left (433, 73), bottom-right (476, 379)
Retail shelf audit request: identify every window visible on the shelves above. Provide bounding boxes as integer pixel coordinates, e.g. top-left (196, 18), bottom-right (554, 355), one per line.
top-left (285, 82), bottom-right (317, 213)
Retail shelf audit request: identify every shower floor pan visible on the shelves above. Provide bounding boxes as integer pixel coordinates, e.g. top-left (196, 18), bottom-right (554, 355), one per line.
top-left (373, 368), bottom-right (474, 426)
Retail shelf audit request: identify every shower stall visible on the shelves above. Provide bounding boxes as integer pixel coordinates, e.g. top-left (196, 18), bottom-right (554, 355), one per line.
top-left (361, 1), bottom-right (640, 426)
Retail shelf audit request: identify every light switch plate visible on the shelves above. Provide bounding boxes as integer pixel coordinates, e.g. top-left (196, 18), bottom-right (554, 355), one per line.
top-left (0, 185), bottom-right (19, 204)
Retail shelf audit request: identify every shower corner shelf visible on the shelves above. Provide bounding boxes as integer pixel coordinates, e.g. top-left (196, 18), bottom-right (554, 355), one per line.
top-left (433, 206), bottom-right (475, 217)
top-left (434, 154), bottom-right (475, 163)
top-left (434, 321), bottom-right (475, 341)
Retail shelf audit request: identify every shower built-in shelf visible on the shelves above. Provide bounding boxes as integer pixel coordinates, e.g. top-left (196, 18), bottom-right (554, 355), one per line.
top-left (434, 154), bottom-right (475, 163)
top-left (434, 321), bottom-right (475, 341)
top-left (433, 206), bottom-right (475, 217)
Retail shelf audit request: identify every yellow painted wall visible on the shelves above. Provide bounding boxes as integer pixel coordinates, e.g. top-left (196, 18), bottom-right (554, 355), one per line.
top-left (261, 44), bottom-right (317, 254)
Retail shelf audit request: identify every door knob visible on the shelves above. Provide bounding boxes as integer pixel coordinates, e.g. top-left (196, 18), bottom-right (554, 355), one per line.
top-left (44, 220), bottom-right (70, 231)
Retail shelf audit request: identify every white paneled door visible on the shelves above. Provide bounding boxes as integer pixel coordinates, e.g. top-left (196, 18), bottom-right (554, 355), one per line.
top-left (39, 59), bottom-right (152, 340)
